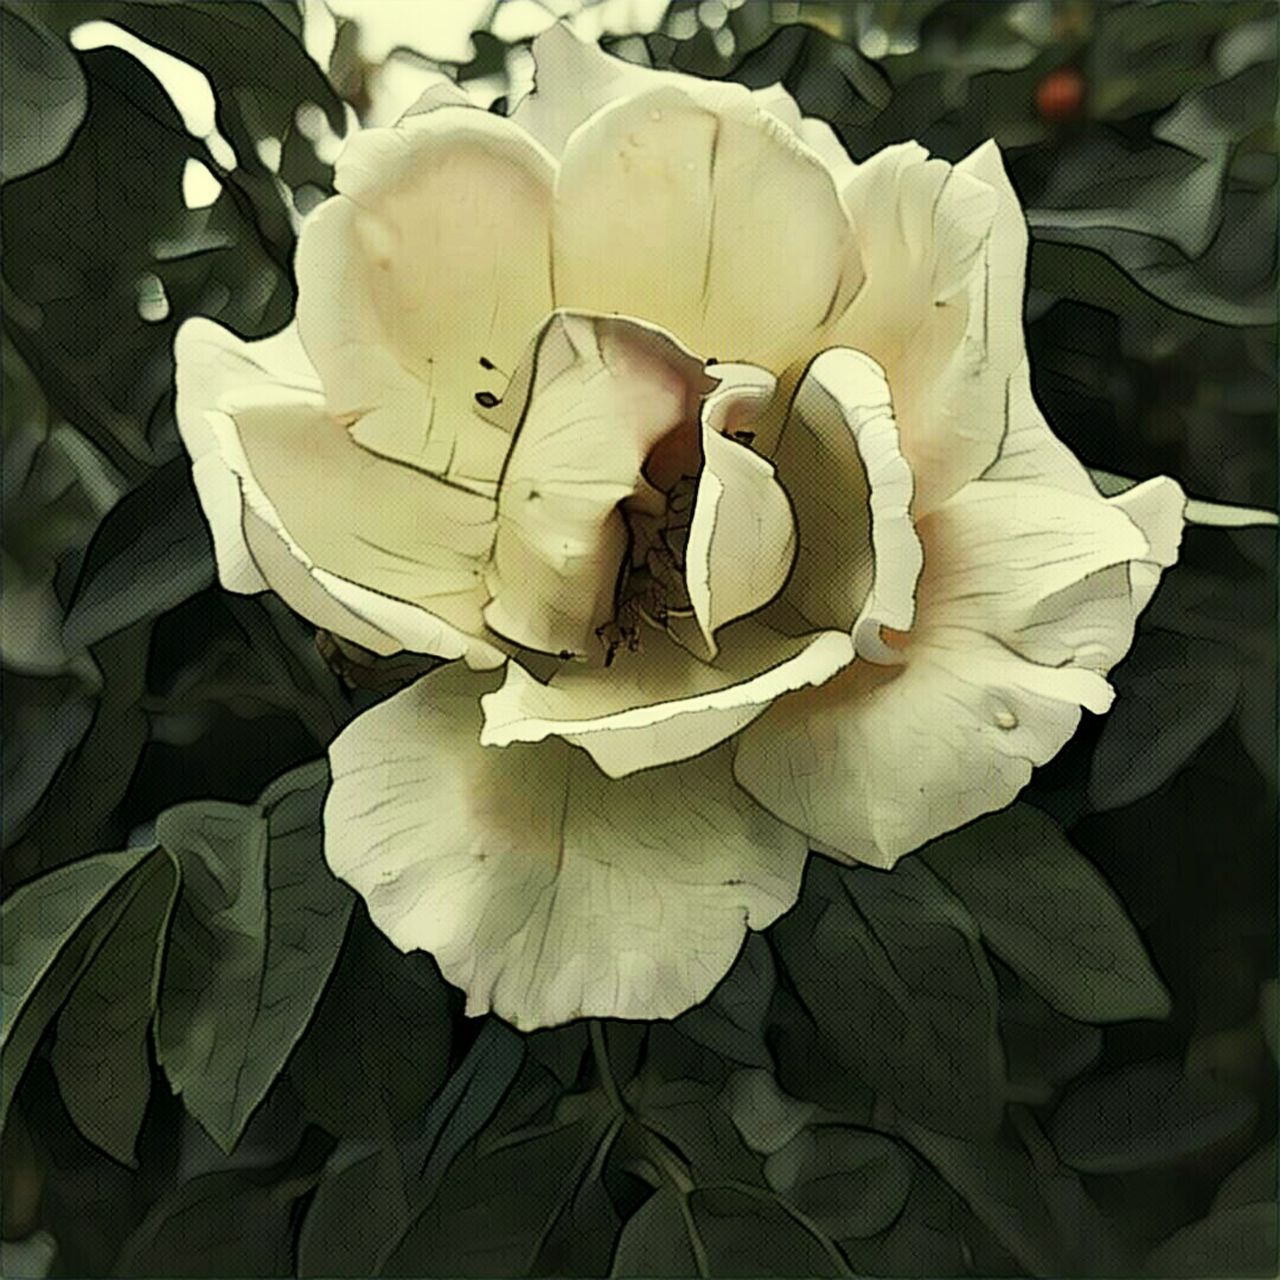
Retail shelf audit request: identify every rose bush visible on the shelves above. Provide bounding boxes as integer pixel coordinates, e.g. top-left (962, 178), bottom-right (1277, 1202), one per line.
top-left (174, 24), bottom-right (1185, 1029)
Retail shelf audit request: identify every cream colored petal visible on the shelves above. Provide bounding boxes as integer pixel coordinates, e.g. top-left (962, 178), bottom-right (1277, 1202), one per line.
top-left (324, 664), bottom-right (808, 1028)
top-left (553, 84), bottom-right (854, 372)
top-left (514, 23), bottom-right (818, 158)
top-left (241, 509), bottom-right (400, 655)
top-left (481, 622), bottom-right (854, 778)
top-left (483, 312), bottom-right (715, 657)
top-left (735, 475), bottom-right (1171, 866)
top-left (917, 480), bottom-right (1151, 638)
top-left (734, 633), bottom-right (1111, 868)
top-left (209, 392), bottom-right (502, 663)
top-left (1110, 475), bottom-right (1186, 613)
top-left (832, 142), bottom-right (1008, 513)
top-left (685, 426), bottom-right (797, 657)
top-left (769, 348), bottom-right (922, 656)
top-left (295, 108), bottom-right (554, 486)
top-left (173, 318), bottom-right (320, 593)
top-left (980, 359), bottom-right (1097, 497)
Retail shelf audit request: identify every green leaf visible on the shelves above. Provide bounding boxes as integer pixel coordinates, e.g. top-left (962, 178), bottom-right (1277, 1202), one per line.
top-left (381, 1111), bottom-right (613, 1277)
top-left (922, 803), bottom-right (1172, 1022)
top-left (113, 1166), bottom-right (321, 1278)
top-left (0, 5), bottom-right (87, 182)
top-left (1144, 1202), bottom-right (1277, 1277)
top-left (612, 1183), bottom-right (848, 1278)
top-left (899, 1116), bottom-right (1129, 1276)
top-left (50, 850), bottom-right (179, 1165)
top-left (1000, 983), bottom-right (1103, 1105)
top-left (297, 1019), bottom-right (527, 1278)
top-left (1, 848), bottom-right (157, 1139)
top-left (1090, 631), bottom-right (1240, 811)
top-left (772, 858), bottom-right (1004, 1137)
top-left (289, 909), bottom-right (453, 1139)
top-left (155, 763), bottom-right (353, 1151)
top-left (63, 458), bottom-right (214, 650)
top-left (1050, 1060), bottom-right (1260, 1174)
top-left (297, 1142), bottom-right (410, 1279)
top-left (763, 1127), bottom-right (913, 1241)
top-left (1214, 1141), bottom-right (1278, 1213)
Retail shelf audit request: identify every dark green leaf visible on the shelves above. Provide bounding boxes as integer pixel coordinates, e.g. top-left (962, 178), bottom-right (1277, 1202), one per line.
top-left (923, 803), bottom-right (1172, 1022)
top-left (297, 1142), bottom-right (409, 1280)
top-left (612, 1183), bottom-right (847, 1278)
top-left (382, 1111), bottom-right (611, 1277)
top-left (64, 458), bottom-right (214, 650)
top-left (289, 909), bottom-right (452, 1138)
top-left (728, 23), bottom-right (891, 133)
top-left (899, 1116), bottom-right (1129, 1276)
top-left (1144, 1202), bottom-right (1278, 1277)
top-left (763, 1127), bottom-right (913, 1241)
top-left (1050, 1060), bottom-right (1260, 1173)
top-left (113, 1166), bottom-right (320, 1278)
top-left (50, 850), bottom-right (179, 1165)
top-left (1, 848), bottom-right (156, 1137)
top-left (155, 763), bottom-right (353, 1150)
top-left (1091, 631), bottom-right (1241, 810)
top-left (0, 5), bottom-right (87, 181)
top-left (773, 858), bottom-right (1004, 1137)
top-left (1000, 983), bottom-right (1103, 1105)
top-left (399, 1017), bottom-right (526, 1193)
top-left (1213, 1141), bottom-right (1277, 1212)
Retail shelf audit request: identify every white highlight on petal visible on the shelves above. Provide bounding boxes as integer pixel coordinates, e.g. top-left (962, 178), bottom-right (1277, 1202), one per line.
top-left (481, 623), bottom-right (854, 778)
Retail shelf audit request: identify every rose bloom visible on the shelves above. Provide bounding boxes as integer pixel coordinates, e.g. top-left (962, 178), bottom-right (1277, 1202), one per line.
top-left (175, 26), bottom-right (1185, 1028)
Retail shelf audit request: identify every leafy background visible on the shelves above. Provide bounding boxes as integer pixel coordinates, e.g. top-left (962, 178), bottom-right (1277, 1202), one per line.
top-left (1, 1), bottom-right (1276, 1276)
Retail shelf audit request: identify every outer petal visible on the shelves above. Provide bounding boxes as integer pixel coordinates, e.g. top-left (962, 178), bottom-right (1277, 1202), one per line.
top-left (296, 108), bottom-right (554, 488)
top-left (174, 318), bottom-right (318, 594)
top-left (831, 141), bottom-right (1013, 514)
top-left (513, 22), bottom-right (825, 159)
top-left (735, 479), bottom-right (1166, 867)
top-left (481, 622), bottom-right (854, 778)
top-left (768, 348), bottom-right (923, 661)
top-left (553, 83), bottom-right (856, 373)
top-left (324, 664), bottom-right (808, 1028)
top-left (483, 312), bottom-right (715, 657)
top-left (209, 390), bottom-right (504, 665)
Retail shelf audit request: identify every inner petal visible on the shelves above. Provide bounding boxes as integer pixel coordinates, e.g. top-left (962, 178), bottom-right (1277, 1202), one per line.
top-left (766, 347), bottom-right (923, 663)
top-left (482, 312), bottom-right (716, 658)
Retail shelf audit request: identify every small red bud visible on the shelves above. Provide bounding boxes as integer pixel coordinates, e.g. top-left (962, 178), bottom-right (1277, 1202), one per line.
top-left (1036, 67), bottom-right (1085, 123)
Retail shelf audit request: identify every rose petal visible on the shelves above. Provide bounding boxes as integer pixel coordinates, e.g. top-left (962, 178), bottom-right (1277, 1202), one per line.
top-left (173, 318), bottom-right (319, 593)
top-left (832, 141), bottom-right (1009, 513)
top-left (296, 108), bottom-right (554, 487)
top-left (553, 84), bottom-right (854, 373)
top-left (769, 348), bottom-right (922, 658)
top-left (685, 425), bottom-right (797, 658)
top-left (209, 391), bottom-right (503, 664)
top-left (513, 23), bottom-right (820, 158)
top-left (482, 312), bottom-right (715, 658)
top-left (481, 621), bottom-right (854, 778)
top-left (324, 664), bottom-right (808, 1028)
top-left (735, 477), bottom-right (1164, 866)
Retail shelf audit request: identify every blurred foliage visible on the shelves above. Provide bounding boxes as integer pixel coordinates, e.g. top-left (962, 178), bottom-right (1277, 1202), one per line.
top-left (1, 1), bottom-right (1276, 1277)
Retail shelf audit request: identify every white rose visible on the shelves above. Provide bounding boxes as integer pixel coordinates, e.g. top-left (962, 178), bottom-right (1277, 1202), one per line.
top-left (174, 26), bottom-right (1185, 1029)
